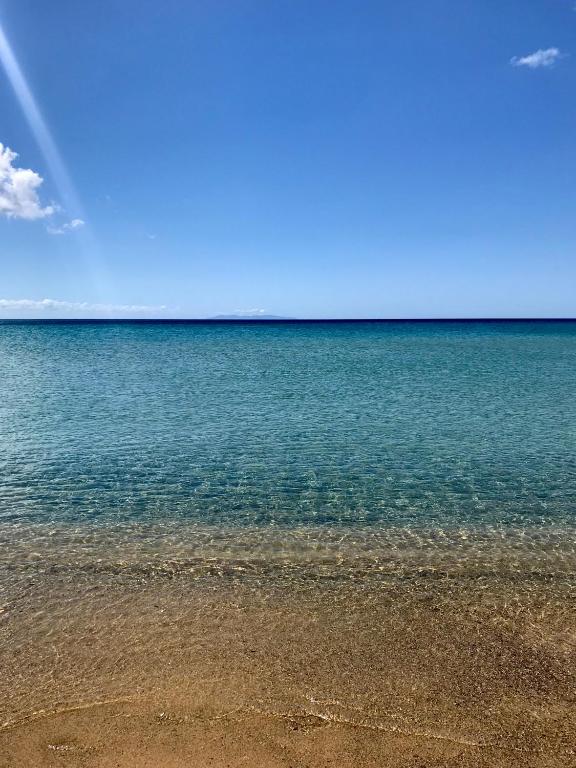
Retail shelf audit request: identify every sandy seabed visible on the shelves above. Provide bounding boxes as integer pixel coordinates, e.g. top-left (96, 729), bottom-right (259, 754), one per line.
top-left (1, 527), bottom-right (575, 767)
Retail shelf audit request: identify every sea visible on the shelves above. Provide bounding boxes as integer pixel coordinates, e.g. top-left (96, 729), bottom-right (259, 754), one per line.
top-left (1, 319), bottom-right (575, 531)
top-left (1, 320), bottom-right (575, 759)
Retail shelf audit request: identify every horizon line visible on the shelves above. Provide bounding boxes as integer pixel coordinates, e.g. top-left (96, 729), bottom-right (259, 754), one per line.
top-left (1, 317), bottom-right (576, 323)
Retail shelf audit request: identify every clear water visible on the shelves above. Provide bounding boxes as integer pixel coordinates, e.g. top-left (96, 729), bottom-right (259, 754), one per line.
top-left (1, 319), bottom-right (575, 530)
top-left (2, 321), bottom-right (576, 749)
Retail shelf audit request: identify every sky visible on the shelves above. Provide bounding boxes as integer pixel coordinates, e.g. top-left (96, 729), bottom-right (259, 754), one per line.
top-left (0, 0), bottom-right (575, 319)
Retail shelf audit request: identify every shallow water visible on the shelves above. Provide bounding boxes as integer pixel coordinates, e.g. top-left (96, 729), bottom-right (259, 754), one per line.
top-left (1, 321), bottom-right (575, 764)
top-left (2, 528), bottom-right (575, 764)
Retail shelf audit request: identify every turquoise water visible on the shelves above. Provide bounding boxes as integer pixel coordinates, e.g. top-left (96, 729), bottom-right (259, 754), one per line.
top-left (2, 320), bottom-right (576, 752)
top-left (1, 320), bottom-right (575, 531)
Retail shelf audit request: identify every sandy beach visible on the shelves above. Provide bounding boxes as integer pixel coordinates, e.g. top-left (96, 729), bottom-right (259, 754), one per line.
top-left (1, 527), bottom-right (575, 767)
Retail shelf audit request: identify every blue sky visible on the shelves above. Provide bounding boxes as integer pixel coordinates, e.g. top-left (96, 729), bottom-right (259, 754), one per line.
top-left (0, 0), bottom-right (574, 318)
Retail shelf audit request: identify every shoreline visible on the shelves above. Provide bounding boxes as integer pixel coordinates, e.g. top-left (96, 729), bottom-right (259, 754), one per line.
top-left (2, 530), bottom-right (575, 766)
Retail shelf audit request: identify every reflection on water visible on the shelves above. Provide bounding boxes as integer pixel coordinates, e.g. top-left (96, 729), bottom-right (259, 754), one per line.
top-left (2, 521), bottom-right (576, 577)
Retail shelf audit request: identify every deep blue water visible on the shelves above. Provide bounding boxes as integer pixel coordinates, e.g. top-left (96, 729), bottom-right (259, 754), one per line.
top-left (1, 320), bottom-right (575, 529)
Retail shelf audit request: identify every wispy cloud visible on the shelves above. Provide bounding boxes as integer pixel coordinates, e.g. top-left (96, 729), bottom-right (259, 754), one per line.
top-left (511, 48), bottom-right (564, 69)
top-left (47, 217), bottom-right (85, 235)
top-left (0, 143), bottom-right (54, 220)
top-left (0, 298), bottom-right (168, 315)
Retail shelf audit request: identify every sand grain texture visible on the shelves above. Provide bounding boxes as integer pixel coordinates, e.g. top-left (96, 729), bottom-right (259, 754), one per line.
top-left (1, 548), bottom-right (575, 767)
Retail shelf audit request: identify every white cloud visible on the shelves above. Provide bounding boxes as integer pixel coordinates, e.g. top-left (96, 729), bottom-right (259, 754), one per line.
top-left (511, 48), bottom-right (564, 69)
top-left (0, 298), bottom-right (168, 315)
top-left (47, 217), bottom-right (85, 235)
top-left (0, 143), bottom-right (54, 220)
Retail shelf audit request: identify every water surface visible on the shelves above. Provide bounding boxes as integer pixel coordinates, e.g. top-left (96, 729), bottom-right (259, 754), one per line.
top-left (1, 322), bottom-right (576, 765)
top-left (1, 319), bottom-right (575, 531)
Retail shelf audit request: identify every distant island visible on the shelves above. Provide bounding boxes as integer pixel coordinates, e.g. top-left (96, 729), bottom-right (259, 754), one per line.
top-left (209, 314), bottom-right (293, 320)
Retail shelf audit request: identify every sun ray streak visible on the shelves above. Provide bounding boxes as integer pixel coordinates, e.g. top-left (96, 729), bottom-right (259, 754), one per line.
top-left (0, 23), bottom-right (81, 217)
top-left (0, 19), bottom-right (109, 300)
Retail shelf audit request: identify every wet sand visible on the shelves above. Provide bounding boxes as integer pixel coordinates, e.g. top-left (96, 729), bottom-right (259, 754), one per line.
top-left (1, 527), bottom-right (575, 766)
